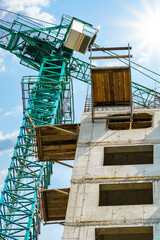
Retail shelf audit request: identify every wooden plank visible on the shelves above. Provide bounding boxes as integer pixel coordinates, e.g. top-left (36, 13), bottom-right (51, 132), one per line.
top-left (48, 205), bottom-right (67, 210)
top-left (47, 198), bottom-right (68, 202)
top-left (40, 128), bottom-right (78, 137)
top-left (91, 66), bottom-right (131, 72)
top-left (47, 205), bottom-right (68, 210)
top-left (48, 216), bottom-right (66, 220)
top-left (46, 191), bottom-right (70, 196)
top-left (108, 71), bottom-right (115, 103)
top-left (47, 195), bottom-right (68, 200)
top-left (47, 202), bottom-right (68, 207)
top-left (119, 71), bottom-right (125, 102)
top-left (48, 125), bottom-right (77, 136)
top-left (103, 72), bottom-right (110, 103)
top-left (37, 123), bottom-right (79, 129)
top-left (89, 47), bottom-right (132, 51)
top-left (42, 188), bottom-right (70, 193)
top-left (89, 55), bottom-right (132, 60)
top-left (133, 121), bottom-right (152, 129)
top-left (52, 160), bottom-right (73, 168)
top-left (40, 135), bottom-right (77, 141)
top-left (47, 195), bottom-right (68, 199)
top-left (46, 198), bottom-right (67, 203)
top-left (48, 210), bottom-right (67, 216)
top-left (97, 72), bottom-right (105, 102)
top-left (52, 189), bottom-right (69, 195)
top-left (43, 151), bottom-right (76, 156)
top-left (39, 157), bottom-right (74, 161)
top-left (48, 196), bottom-right (68, 203)
top-left (108, 122), bottom-right (130, 130)
top-left (124, 70), bottom-right (131, 102)
top-left (36, 128), bottom-right (43, 160)
top-left (42, 144), bottom-right (76, 151)
top-left (133, 113), bottom-right (152, 120)
top-left (48, 217), bottom-right (65, 221)
top-left (42, 151), bottom-right (75, 158)
top-left (48, 212), bottom-right (66, 217)
top-left (92, 72), bottom-right (99, 103)
top-left (37, 124), bottom-right (79, 133)
top-left (43, 154), bottom-right (75, 161)
top-left (114, 72), bottom-right (120, 103)
top-left (41, 192), bottom-right (48, 222)
top-left (47, 199), bottom-right (68, 203)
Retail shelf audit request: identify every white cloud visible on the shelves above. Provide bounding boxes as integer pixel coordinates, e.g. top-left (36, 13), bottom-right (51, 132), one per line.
top-left (138, 52), bottom-right (149, 64)
top-left (24, 6), bottom-right (56, 23)
top-left (1, 0), bottom-right (49, 10)
top-left (0, 58), bottom-right (5, 72)
top-left (0, 65), bottom-right (5, 72)
top-left (0, 0), bottom-right (56, 23)
top-left (4, 105), bottom-right (23, 117)
top-left (0, 130), bottom-right (19, 141)
top-left (0, 130), bottom-right (18, 153)
top-left (0, 148), bottom-right (14, 156)
top-left (0, 58), bottom-right (4, 65)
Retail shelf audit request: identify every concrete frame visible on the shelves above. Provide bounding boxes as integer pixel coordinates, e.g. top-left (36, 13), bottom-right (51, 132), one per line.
top-left (63, 108), bottom-right (160, 239)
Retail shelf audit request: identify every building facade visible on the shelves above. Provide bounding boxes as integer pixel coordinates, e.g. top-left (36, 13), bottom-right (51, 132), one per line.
top-left (63, 108), bottom-right (160, 240)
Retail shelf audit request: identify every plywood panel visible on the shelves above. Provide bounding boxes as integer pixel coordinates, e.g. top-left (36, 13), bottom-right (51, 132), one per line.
top-left (92, 72), bottom-right (99, 103)
top-left (97, 72), bottom-right (105, 102)
top-left (114, 72), bottom-right (120, 102)
top-left (91, 66), bottom-right (131, 107)
top-left (119, 71), bottom-right (125, 102)
top-left (108, 71), bottom-right (115, 103)
top-left (124, 70), bottom-right (131, 102)
top-left (103, 72), bottom-right (110, 102)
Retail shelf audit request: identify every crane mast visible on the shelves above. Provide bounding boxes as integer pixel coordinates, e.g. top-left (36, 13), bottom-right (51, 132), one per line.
top-left (0, 10), bottom-right (96, 239)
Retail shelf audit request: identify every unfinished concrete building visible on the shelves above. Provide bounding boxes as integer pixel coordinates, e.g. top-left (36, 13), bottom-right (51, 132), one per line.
top-left (62, 47), bottom-right (159, 240)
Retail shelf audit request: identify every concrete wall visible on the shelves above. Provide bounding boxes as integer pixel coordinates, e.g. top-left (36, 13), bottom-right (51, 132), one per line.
top-left (63, 109), bottom-right (160, 239)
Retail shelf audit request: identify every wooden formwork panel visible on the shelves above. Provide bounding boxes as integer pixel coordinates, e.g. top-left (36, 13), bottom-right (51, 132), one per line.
top-left (41, 188), bottom-right (70, 222)
top-left (91, 66), bottom-right (131, 107)
top-left (36, 124), bottom-right (79, 161)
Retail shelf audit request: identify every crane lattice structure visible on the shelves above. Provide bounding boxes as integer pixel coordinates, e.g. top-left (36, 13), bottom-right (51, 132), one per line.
top-left (0, 9), bottom-right (160, 240)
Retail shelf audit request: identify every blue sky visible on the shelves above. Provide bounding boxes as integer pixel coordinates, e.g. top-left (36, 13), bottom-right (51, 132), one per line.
top-left (1, 0), bottom-right (160, 239)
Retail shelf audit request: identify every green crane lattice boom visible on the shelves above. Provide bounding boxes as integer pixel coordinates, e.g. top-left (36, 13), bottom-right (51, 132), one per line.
top-left (0, 10), bottom-right (92, 239)
top-left (0, 9), bottom-right (160, 240)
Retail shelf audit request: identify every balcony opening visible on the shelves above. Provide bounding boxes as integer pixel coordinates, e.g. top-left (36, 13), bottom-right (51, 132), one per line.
top-left (95, 226), bottom-right (153, 240)
top-left (107, 113), bottom-right (152, 130)
top-left (104, 145), bottom-right (153, 166)
top-left (99, 182), bottom-right (153, 206)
